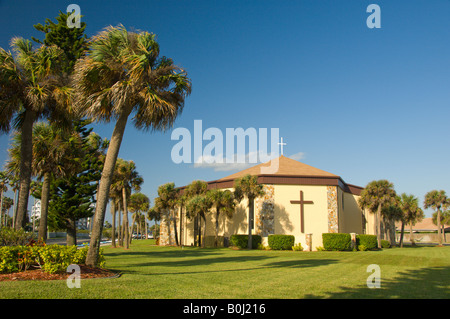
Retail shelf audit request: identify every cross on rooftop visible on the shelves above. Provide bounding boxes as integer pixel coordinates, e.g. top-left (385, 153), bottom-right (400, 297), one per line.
top-left (278, 137), bottom-right (286, 155)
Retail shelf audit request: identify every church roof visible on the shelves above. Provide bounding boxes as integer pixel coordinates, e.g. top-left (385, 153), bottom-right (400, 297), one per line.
top-left (205, 155), bottom-right (363, 195)
top-left (217, 155), bottom-right (339, 181)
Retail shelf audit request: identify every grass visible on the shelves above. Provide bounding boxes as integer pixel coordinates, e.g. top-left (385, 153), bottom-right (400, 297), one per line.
top-left (0, 240), bottom-right (449, 299)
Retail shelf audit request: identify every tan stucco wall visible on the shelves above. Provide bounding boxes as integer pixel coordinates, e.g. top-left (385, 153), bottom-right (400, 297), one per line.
top-left (272, 184), bottom-right (329, 250)
top-left (339, 192), bottom-right (363, 234)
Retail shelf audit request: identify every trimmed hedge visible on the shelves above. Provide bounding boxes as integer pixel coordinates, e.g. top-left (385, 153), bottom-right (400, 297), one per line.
top-left (268, 235), bottom-right (295, 250)
top-left (356, 234), bottom-right (378, 250)
top-left (230, 234), bottom-right (261, 249)
top-left (322, 233), bottom-right (351, 251)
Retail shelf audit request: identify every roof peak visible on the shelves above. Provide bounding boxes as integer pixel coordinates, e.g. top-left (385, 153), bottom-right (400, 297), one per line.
top-left (217, 155), bottom-right (339, 181)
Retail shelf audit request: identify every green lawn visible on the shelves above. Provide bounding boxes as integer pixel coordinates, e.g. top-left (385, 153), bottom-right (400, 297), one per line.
top-left (1, 240), bottom-right (449, 299)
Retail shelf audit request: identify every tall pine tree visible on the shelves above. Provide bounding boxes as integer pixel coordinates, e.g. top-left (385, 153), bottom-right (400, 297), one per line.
top-left (48, 120), bottom-right (108, 245)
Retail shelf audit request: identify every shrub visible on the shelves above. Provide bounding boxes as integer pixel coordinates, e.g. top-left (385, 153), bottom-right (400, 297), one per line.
top-left (292, 243), bottom-right (303, 251)
top-left (358, 245), bottom-right (368, 251)
top-left (0, 244), bottom-right (105, 274)
top-left (268, 235), bottom-right (295, 250)
top-left (0, 227), bottom-right (35, 246)
top-left (322, 233), bottom-right (351, 251)
top-left (0, 246), bottom-right (19, 273)
top-left (381, 240), bottom-right (391, 249)
top-left (356, 234), bottom-right (378, 250)
top-left (230, 234), bottom-right (261, 249)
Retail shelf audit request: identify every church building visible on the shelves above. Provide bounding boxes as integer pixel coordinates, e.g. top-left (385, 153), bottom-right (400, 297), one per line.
top-left (159, 155), bottom-right (375, 250)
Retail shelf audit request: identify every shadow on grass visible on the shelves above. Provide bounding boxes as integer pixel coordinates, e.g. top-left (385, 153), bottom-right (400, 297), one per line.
top-left (105, 246), bottom-right (223, 258)
top-left (117, 255), bottom-right (338, 277)
top-left (303, 265), bottom-right (450, 299)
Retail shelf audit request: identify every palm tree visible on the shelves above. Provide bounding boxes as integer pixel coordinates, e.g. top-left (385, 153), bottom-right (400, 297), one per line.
top-left (154, 183), bottom-right (180, 245)
top-left (7, 123), bottom-right (81, 241)
top-left (398, 193), bottom-right (424, 247)
top-left (109, 179), bottom-right (122, 248)
top-left (186, 193), bottom-right (213, 248)
top-left (73, 25), bottom-right (191, 266)
top-left (183, 180), bottom-right (208, 247)
top-left (1, 197), bottom-right (14, 227)
top-left (0, 38), bottom-right (73, 230)
top-left (358, 180), bottom-right (397, 249)
top-left (175, 193), bottom-right (187, 246)
top-left (114, 159), bottom-right (143, 249)
top-left (147, 207), bottom-right (161, 240)
top-left (208, 189), bottom-right (237, 247)
top-left (424, 190), bottom-right (449, 246)
top-left (129, 193), bottom-right (150, 240)
top-left (233, 175), bottom-right (265, 249)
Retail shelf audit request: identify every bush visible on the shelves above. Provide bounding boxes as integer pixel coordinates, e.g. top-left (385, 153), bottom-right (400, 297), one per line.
top-left (358, 245), bottom-right (368, 251)
top-left (322, 233), bottom-right (351, 251)
top-left (268, 235), bottom-right (295, 250)
top-left (292, 243), bottom-right (303, 251)
top-left (381, 240), bottom-right (391, 249)
top-left (0, 227), bottom-right (35, 246)
top-left (0, 243), bottom-right (105, 274)
top-left (230, 234), bottom-right (261, 249)
top-left (356, 234), bottom-right (378, 250)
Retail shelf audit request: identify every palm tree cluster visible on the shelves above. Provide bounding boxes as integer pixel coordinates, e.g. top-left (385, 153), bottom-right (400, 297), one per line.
top-left (109, 158), bottom-right (153, 249)
top-left (0, 12), bottom-right (192, 266)
top-left (358, 180), bottom-right (449, 248)
top-left (151, 174), bottom-right (264, 249)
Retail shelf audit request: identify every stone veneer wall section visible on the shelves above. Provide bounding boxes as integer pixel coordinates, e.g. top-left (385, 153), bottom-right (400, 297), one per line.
top-left (327, 186), bottom-right (339, 233)
top-left (255, 185), bottom-right (275, 237)
top-left (159, 210), bottom-right (176, 246)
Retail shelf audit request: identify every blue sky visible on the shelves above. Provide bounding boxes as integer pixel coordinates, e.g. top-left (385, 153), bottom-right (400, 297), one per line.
top-left (0, 0), bottom-right (449, 222)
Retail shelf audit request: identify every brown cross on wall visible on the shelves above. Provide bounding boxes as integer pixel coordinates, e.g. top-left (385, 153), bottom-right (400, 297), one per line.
top-left (290, 190), bottom-right (314, 233)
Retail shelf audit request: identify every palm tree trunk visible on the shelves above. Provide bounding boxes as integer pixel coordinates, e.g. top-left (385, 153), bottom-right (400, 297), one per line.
top-left (399, 220), bottom-right (405, 248)
top-left (129, 213), bottom-right (136, 246)
top-left (202, 213), bottom-right (206, 248)
top-left (38, 172), bottom-right (51, 242)
top-left (145, 215), bottom-right (148, 240)
top-left (0, 189), bottom-right (4, 229)
top-left (123, 187), bottom-right (130, 249)
top-left (248, 198), bottom-right (254, 249)
top-left (215, 209), bottom-right (220, 248)
top-left (179, 206), bottom-right (183, 245)
top-left (111, 200), bottom-right (116, 248)
top-left (12, 189), bottom-right (17, 228)
top-left (85, 107), bottom-right (131, 266)
top-left (173, 209), bottom-right (179, 246)
top-left (437, 209), bottom-right (442, 246)
top-left (410, 221), bottom-right (415, 246)
top-left (118, 204), bottom-right (122, 246)
top-left (376, 204), bottom-right (382, 249)
top-left (15, 110), bottom-right (36, 230)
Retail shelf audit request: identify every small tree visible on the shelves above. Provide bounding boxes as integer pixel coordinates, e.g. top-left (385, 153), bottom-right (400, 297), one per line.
top-left (129, 193), bottom-right (150, 240)
top-left (186, 193), bottom-right (213, 248)
top-left (358, 180), bottom-right (397, 249)
top-left (234, 175), bottom-right (265, 249)
top-left (208, 189), bottom-right (237, 247)
top-left (398, 193), bottom-right (424, 247)
top-left (183, 180), bottom-right (208, 247)
top-left (424, 190), bottom-right (449, 246)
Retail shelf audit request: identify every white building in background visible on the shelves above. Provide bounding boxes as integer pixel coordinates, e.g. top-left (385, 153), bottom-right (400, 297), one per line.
top-left (31, 200), bottom-right (41, 220)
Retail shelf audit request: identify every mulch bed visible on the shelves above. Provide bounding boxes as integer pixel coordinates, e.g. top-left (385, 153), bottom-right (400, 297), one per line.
top-left (0, 265), bottom-right (120, 282)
